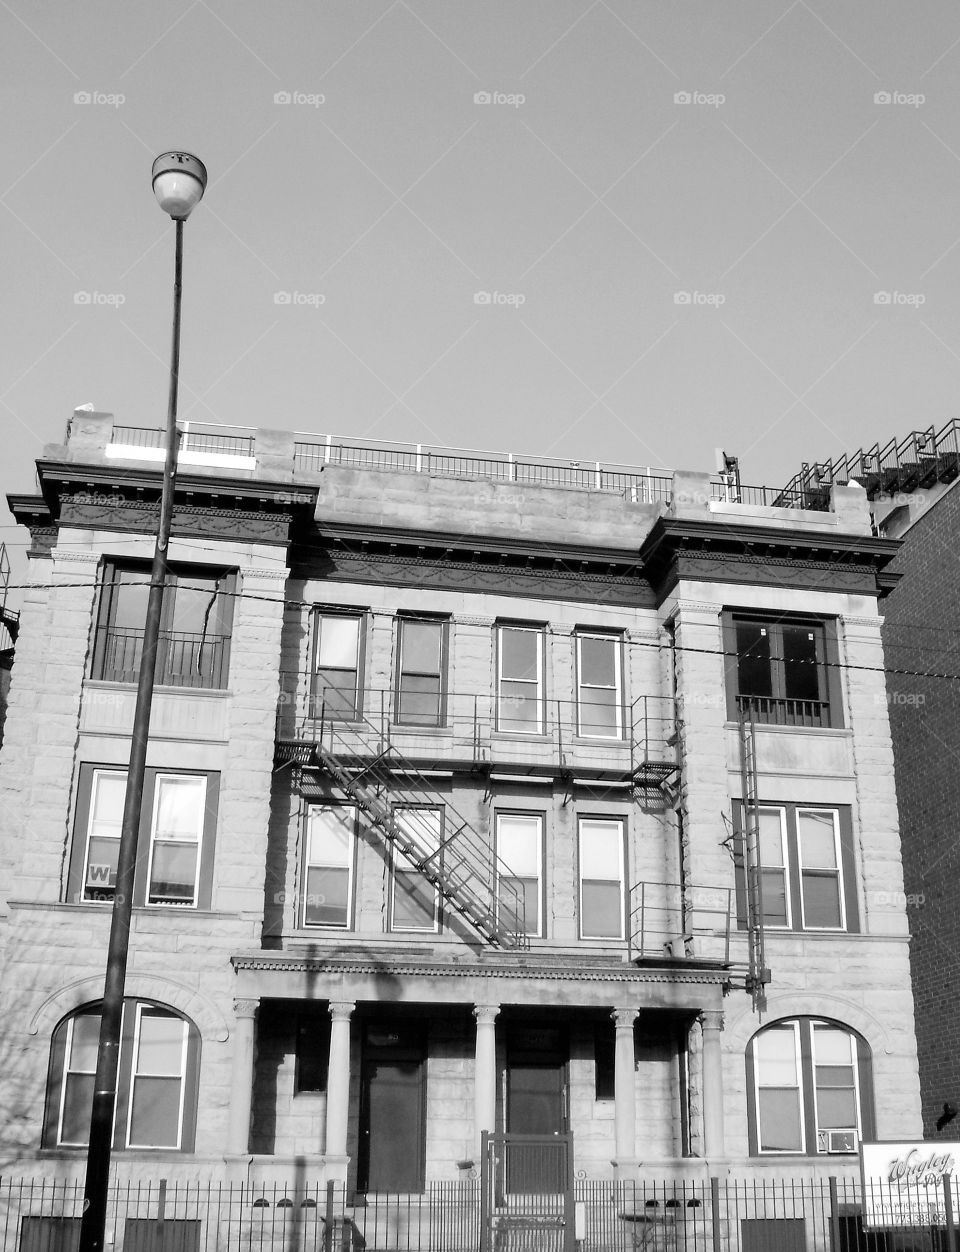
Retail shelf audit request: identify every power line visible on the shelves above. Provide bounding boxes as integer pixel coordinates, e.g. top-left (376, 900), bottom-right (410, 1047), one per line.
top-left (5, 574), bottom-right (960, 686)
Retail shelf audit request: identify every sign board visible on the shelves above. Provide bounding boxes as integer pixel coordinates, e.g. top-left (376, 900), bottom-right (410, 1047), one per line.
top-left (860, 1141), bottom-right (960, 1229)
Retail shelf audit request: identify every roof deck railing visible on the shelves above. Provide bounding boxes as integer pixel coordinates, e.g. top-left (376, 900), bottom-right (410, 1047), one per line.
top-left (102, 420), bottom-right (829, 512)
top-left (783, 417), bottom-right (960, 501)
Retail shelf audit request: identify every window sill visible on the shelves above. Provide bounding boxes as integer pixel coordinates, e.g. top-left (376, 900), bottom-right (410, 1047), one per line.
top-left (85, 678), bottom-right (231, 697)
top-left (725, 719), bottom-right (849, 736)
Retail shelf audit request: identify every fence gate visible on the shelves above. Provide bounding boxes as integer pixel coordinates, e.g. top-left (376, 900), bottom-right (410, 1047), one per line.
top-left (480, 1132), bottom-right (575, 1252)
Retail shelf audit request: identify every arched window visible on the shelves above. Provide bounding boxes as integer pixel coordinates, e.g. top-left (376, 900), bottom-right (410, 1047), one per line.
top-left (43, 1000), bottom-right (200, 1151)
top-left (746, 1017), bottom-right (874, 1156)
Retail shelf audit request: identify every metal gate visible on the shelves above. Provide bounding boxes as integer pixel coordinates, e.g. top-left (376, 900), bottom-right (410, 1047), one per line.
top-left (480, 1132), bottom-right (575, 1252)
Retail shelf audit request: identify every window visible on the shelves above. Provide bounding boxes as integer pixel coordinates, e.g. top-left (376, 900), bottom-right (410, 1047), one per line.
top-left (497, 625), bottom-right (544, 734)
top-left (70, 766), bottom-right (217, 909)
top-left (578, 818), bottom-right (625, 939)
top-left (391, 807), bottom-right (442, 932)
top-left (576, 633), bottom-right (623, 737)
top-left (295, 1013), bottom-right (331, 1093)
top-left (44, 1000), bottom-right (199, 1151)
top-left (313, 611), bottom-right (364, 720)
top-left (747, 1018), bottom-right (871, 1156)
top-left (92, 562), bottom-right (233, 689)
top-left (722, 613), bottom-right (842, 728)
top-left (734, 803), bottom-right (857, 933)
top-left (146, 776), bottom-right (205, 905)
top-left (395, 618), bottom-right (447, 726)
top-left (495, 813), bottom-right (543, 937)
top-left (303, 805), bottom-right (356, 928)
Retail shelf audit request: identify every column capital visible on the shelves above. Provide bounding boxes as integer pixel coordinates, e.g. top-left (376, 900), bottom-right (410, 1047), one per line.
top-left (611, 1007), bottom-right (639, 1030)
top-left (233, 998), bottom-right (259, 1020)
top-left (700, 1009), bottom-right (724, 1034)
top-left (473, 1004), bottom-right (501, 1025)
top-left (329, 1000), bottom-right (356, 1022)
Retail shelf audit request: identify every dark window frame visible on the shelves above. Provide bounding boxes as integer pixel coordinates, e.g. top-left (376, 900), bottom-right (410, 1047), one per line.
top-left (92, 560), bottom-right (235, 690)
top-left (389, 804), bottom-right (444, 933)
top-left (295, 1012), bottom-right (331, 1094)
top-left (744, 1016), bottom-right (874, 1157)
top-left (311, 608), bottom-right (367, 722)
top-left (495, 622), bottom-right (547, 735)
top-left (42, 999), bottom-right (200, 1152)
top-left (494, 808), bottom-right (546, 938)
top-left (301, 803), bottom-right (358, 930)
top-left (393, 616), bottom-right (449, 728)
top-left (68, 764), bottom-right (219, 910)
top-left (574, 630), bottom-right (626, 739)
top-left (733, 801), bottom-right (859, 934)
top-left (576, 815), bottom-right (627, 940)
top-left (722, 611), bottom-right (843, 729)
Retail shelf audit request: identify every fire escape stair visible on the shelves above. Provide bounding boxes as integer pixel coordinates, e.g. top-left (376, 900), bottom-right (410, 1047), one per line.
top-left (303, 730), bottom-right (526, 951)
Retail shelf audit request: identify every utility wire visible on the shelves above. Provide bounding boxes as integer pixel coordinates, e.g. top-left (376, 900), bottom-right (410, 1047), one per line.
top-left (5, 575), bottom-right (960, 686)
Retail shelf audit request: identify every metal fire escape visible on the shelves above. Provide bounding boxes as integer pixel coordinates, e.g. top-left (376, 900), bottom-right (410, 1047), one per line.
top-left (276, 709), bottom-right (528, 950)
top-left (739, 705), bottom-right (770, 1009)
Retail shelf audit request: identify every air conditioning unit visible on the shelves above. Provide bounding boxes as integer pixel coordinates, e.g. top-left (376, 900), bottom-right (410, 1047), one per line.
top-left (817, 1129), bottom-right (858, 1154)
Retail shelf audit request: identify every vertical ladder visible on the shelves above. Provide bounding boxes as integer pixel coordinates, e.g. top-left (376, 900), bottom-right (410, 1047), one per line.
top-left (739, 706), bottom-right (770, 1009)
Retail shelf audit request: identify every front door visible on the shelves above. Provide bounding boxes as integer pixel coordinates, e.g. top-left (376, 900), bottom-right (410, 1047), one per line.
top-left (505, 1027), bottom-right (568, 1193)
top-left (357, 1023), bottom-right (426, 1194)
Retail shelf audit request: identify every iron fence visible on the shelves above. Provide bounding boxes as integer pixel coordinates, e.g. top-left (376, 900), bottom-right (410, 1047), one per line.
top-left (3, 1175), bottom-right (958, 1252)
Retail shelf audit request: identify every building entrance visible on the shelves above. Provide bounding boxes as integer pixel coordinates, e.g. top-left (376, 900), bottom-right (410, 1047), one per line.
top-left (357, 1022), bottom-right (426, 1194)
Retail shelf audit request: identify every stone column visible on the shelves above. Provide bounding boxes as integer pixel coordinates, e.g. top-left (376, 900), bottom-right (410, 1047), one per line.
top-left (228, 998), bottom-right (259, 1154)
top-left (613, 1008), bottom-right (639, 1166)
top-left (473, 1004), bottom-right (500, 1154)
top-left (325, 1000), bottom-right (356, 1166)
top-left (700, 1010), bottom-right (726, 1159)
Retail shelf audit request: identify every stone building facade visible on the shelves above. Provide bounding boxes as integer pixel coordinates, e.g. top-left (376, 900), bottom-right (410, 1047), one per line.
top-left (785, 420), bottom-right (960, 1140)
top-left (0, 410), bottom-right (922, 1190)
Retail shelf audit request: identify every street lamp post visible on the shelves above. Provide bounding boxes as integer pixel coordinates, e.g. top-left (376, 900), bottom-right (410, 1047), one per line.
top-left (79, 151), bottom-right (207, 1252)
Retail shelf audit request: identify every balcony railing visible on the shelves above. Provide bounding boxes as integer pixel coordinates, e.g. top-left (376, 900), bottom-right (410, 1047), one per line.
top-left (277, 683), bottom-right (676, 778)
top-left (92, 626), bottom-right (230, 690)
top-left (627, 881), bottom-right (733, 964)
top-left (736, 693), bottom-right (831, 729)
top-left (110, 425), bottom-right (255, 458)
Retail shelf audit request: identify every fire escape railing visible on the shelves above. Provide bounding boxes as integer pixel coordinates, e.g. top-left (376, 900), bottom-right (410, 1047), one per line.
top-left (282, 699), bottom-right (529, 950)
top-left (626, 881), bottom-right (733, 965)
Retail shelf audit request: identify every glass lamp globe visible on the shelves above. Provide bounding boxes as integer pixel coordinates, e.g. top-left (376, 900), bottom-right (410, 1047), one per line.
top-left (152, 152), bottom-right (207, 220)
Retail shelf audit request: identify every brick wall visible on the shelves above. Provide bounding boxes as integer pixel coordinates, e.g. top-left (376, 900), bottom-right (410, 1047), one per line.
top-left (882, 480), bottom-right (960, 1135)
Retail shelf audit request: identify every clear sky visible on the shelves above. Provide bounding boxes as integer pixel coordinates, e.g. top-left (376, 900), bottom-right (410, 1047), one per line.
top-left (3, 1), bottom-right (960, 588)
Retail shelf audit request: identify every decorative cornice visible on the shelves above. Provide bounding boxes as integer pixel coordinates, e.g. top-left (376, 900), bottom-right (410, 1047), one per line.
top-left (59, 496), bottom-right (292, 546)
top-left (230, 953), bottom-right (729, 987)
top-left (50, 550), bottom-right (100, 566)
top-left (638, 517), bottom-right (900, 605)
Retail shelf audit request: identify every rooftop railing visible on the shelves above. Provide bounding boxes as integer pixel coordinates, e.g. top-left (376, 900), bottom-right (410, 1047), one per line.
top-left (783, 416), bottom-right (960, 501)
top-left (101, 420), bottom-right (831, 513)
